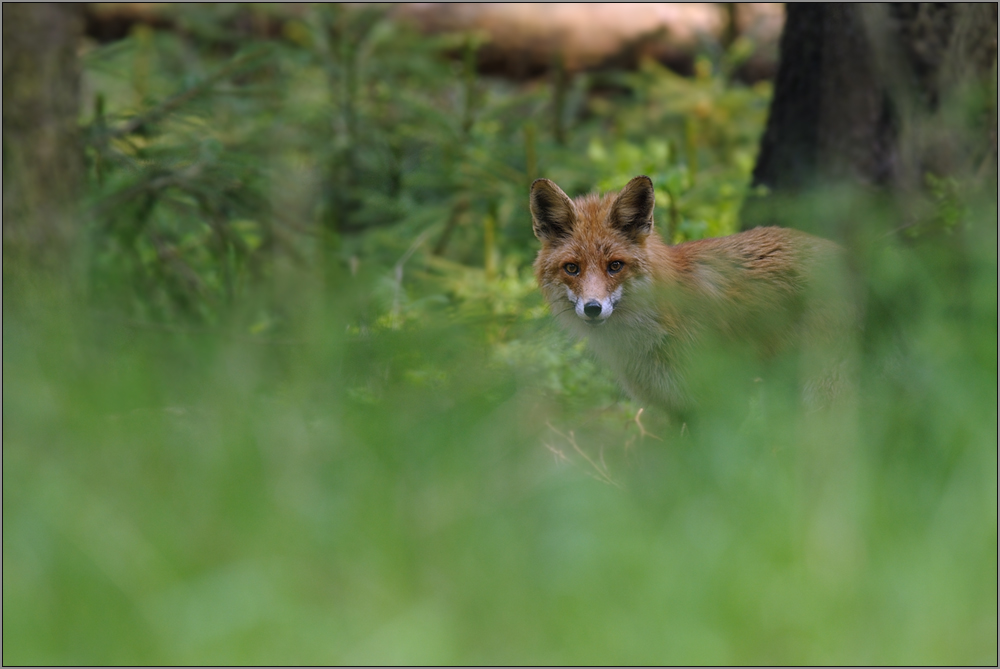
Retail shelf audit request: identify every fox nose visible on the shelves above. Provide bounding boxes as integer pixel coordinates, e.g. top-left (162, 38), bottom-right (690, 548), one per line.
top-left (583, 301), bottom-right (603, 319)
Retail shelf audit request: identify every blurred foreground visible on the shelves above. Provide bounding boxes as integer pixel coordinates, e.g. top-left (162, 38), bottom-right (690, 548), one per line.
top-left (5, 191), bottom-right (997, 664)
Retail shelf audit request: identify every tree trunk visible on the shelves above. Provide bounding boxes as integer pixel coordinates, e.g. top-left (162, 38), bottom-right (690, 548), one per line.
top-left (2, 3), bottom-right (84, 282)
top-left (742, 3), bottom-right (998, 232)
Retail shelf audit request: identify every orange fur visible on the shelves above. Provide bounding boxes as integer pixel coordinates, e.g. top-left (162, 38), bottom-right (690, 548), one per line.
top-left (530, 176), bottom-right (854, 410)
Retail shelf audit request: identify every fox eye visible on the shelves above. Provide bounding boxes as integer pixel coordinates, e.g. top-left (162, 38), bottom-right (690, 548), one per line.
top-left (608, 260), bottom-right (624, 274)
top-left (564, 263), bottom-right (580, 275)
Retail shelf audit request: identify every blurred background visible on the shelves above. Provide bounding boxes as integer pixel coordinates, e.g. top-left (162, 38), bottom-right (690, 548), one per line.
top-left (3, 3), bottom-right (996, 664)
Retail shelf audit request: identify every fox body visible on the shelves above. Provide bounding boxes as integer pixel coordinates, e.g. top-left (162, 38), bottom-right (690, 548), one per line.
top-left (530, 175), bottom-right (853, 411)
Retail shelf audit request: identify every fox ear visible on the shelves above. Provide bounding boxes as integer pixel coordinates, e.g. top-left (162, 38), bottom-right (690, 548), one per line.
top-left (609, 175), bottom-right (655, 241)
top-left (530, 178), bottom-right (576, 243)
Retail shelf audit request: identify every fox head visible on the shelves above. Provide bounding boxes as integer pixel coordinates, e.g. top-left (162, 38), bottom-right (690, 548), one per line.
top-left (530, 175), bottom-right (657, 327)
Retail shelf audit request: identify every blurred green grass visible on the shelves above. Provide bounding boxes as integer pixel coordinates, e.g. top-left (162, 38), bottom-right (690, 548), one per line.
top-left (4, 5), bottom-right (998, 664)
top-left (5, 204), bottom-right (997, 664)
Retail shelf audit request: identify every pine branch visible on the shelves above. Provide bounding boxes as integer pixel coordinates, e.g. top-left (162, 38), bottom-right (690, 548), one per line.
top-left (103, 46), bottom-right (273, 139)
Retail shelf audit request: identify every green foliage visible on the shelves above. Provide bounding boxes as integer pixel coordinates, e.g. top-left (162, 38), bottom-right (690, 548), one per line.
top-left (5, 196), bottom-right (997, 662)
top-left (77, 6), bottom-right (770, 326)
top-left (4, 6), bottom-right (997, 665)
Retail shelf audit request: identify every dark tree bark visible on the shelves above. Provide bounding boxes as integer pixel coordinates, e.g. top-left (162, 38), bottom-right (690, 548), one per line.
top-left (2, 3), bottom-right (84, 281)
top-left (742, 3), bottom-right (998, 232)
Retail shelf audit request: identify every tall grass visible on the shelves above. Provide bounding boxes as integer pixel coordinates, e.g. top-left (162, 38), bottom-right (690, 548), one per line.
top-left (5, 191), bottom-right (996, 664)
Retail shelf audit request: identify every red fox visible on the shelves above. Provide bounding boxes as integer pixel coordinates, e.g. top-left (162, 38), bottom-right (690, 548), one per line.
top-left (530, 175), bottom-right (855, 411)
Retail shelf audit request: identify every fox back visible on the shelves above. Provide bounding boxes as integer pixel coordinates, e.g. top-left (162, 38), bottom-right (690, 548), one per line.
top-left (530, 175), bottom-right (854, 411)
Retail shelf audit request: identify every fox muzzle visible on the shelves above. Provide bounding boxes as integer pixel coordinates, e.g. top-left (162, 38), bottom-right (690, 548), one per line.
top-left (566, 285), bottom-right (622, 322)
